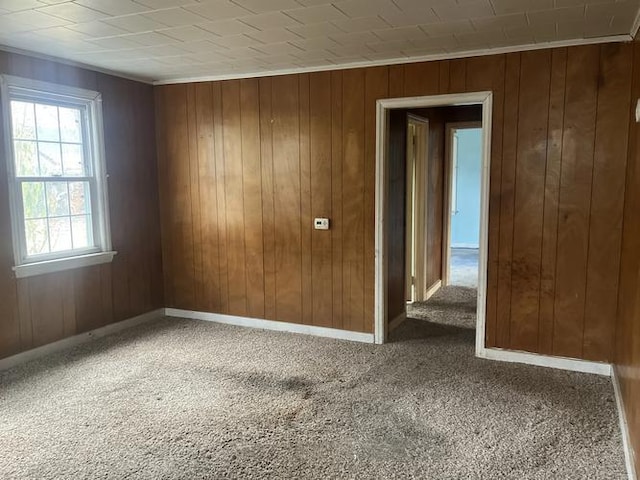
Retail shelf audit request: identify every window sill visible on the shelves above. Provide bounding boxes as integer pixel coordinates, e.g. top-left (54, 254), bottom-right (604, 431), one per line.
top-left (13, 251), bottom-right (117, 279)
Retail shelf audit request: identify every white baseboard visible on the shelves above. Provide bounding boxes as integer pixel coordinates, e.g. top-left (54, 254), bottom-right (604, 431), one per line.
top-left (424, 280), bottom-right (442, 300)
top-left (451, 244), bottom-right (479, 249)
top-left (0, 308), bottom-right (164, 371)
top-left (612, 367), bottom-right (638, 480)
top-left (478, 347), bottom-right (612, 376)
top-left (389, 311), bottom-right (406, 332)
top-left (165, 308), bottom-right (375, 344)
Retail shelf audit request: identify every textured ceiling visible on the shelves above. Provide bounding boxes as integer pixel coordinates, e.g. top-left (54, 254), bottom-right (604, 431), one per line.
top-left (0, 0), bottom-right (638, 84)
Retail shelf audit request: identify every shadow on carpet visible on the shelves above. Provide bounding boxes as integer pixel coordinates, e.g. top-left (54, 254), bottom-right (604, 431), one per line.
top-left (0, 301), bottom-right (626, 480)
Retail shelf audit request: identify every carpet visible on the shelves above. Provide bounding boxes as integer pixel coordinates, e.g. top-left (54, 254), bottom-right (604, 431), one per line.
top-left (0, 288), bottom-right (626, 479)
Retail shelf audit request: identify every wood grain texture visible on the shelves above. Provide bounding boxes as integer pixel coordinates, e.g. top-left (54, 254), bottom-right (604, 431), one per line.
top-left (615, 40), bottom-right (640, 476)
top-left (553, 45), bottom-right (600, 359)
top-left (156, 43), bottom-right (637, 351)
top-left (0, 50), bottom-right (163, 360)
top-left (509, 50), bottom-right (551, 353)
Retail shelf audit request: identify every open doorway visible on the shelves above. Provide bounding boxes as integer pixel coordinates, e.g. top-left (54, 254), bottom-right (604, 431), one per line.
top-left (374, 92), bottom-right (492, 358)
top-left (443, 123), bottom-right (483, 289)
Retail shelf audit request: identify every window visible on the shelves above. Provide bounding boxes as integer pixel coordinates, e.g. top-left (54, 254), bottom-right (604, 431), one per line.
top-left (1, 76), bottom-right (115, 278)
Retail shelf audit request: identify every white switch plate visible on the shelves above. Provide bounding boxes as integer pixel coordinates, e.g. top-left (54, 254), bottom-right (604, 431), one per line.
top-left (314, 218), bottom-right (330, 230)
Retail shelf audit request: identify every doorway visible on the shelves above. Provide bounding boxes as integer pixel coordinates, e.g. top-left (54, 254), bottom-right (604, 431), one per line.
top-left (374, 92), bottom-right (492, 358)
top-left (405, 115), bottom-right (429, 304)
top-left (443, 123), bottom-right (483, 289)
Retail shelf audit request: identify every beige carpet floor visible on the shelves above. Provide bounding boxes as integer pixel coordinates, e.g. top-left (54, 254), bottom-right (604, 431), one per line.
top-left (0, 286), bottom-right (626, 479)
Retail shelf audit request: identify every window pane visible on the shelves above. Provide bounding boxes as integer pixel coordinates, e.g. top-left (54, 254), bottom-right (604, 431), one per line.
top-left (71, 215), bottom-right (93, 249)
top-left (11, 101), bottom-right (36, 140)
top-left (46, 182), bottom-right (69, 216)
top-left (35, 104), bottom-right (60, 142)
top-left (69, 181), bottom-right (91, 215)
top-left (59, 107), bottom-right (82, 143)
top-left (21, 182), bottom-right (47, 219)
top-left (38, 142), bottom-right (63, 176)
top-left (49, 217), bottom-right (72, 252)
top-left (25, 218), bottom-right (49, 255)
top-left (62, 144), bottom-right (85, 176)
top-left (13, 140), bottom-right (38, 176)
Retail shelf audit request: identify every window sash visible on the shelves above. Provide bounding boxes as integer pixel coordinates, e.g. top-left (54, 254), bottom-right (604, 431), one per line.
top-left (1, 75), bottom-right (112, 270)
top-left (13, 177), bottom-right (100, 263)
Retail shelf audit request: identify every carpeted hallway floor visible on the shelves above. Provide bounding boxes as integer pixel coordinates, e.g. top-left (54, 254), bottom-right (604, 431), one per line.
top-left (0, 286), bottom-right (626, 479)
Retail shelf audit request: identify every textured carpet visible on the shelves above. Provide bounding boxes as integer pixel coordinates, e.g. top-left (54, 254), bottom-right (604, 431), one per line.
top-left (0, 290), bottom-right (626, 479)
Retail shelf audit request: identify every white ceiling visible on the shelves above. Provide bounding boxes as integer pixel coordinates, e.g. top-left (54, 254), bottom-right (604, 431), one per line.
top-left (0, 0), bottom-right (638, 84)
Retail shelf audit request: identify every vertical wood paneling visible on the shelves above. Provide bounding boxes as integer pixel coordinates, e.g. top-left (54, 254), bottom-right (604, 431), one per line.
top-left (465, 54), bottom-right (505, 348)
top-left (538, 48), bottom-right (567, 354)
top-left (449, 59), bottom-right (466, 92)
top-left (221, 80), bottom-right (247, 317)
top-left (509, 50), bottom-right (551, 352)
top-left (583, 43), bottom-right (633, 361)
top-left (553, 45), bottom-right (600, 359)
top-left (195, 82), bottom-right (220, 312)
top-left (310, 72), bottom-right (333, 328)
top-left (404, 62), bottom-right (440, 96)
top-left (272, 75), bottom-right (302, 323)
top-left (496, 52), bottom-right (521, 347)
top-left (342, 70), bottom-right (366, 332)
top-left (187, 84), bottom-right (205, 312)
top-left (299, 74), bottom-right (313, 325)
top-left (212, 82), bottom-right (230, 314)
top-left (331, 71), bottom-right (344, 329)
top-left (0, 50), bottom-right (163, 361)
top-left (240, 79), bottom-right (265, 319)
top-left (259, 78), bottom-right (276, 321)
top-left (615, 40), bottom-right (640, 477)
top-left (364, 67), bottom-right (389, 333)
top-left (154, 42), bottom-right (638, 363)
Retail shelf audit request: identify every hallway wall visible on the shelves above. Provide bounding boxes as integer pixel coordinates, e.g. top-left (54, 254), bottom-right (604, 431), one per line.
top-left (450, 128), bottom-right (482, 249)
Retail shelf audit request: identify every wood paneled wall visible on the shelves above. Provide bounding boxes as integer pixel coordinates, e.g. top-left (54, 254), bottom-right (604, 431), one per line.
top-left (615, 40), bottom-right (640, 476)
top-left (0, 51), bottom-right (163, 360)
top-left (386, 109), bottom-right (408, 323)
top-left (156, 42), bottom-right (633, 361)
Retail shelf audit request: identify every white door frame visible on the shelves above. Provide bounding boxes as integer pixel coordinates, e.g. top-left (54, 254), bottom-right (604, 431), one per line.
top-left (442, 121), bottom-right (483, 286)
top-left (374, 91), bottom-right (493, 359)
top-left (405, 114), bottom-right (429, 303)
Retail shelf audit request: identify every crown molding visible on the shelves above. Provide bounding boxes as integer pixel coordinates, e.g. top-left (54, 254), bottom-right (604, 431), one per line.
top-left (0, 44), bottom-right (154, 85)
top-left (153, 34), bottom-right (631, 86)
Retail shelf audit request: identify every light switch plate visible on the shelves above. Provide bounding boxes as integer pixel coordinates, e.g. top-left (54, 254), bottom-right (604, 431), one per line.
top-left (314, 218), bottom-right (329, 230)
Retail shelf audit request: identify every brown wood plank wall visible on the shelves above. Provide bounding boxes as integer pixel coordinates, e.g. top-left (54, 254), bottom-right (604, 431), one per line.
top-left (615, 40), bottom-right (640, 478)
top-left (0, 51), bottom-right (163, 360)
top-left (157, 43), bottom-right (633, 357)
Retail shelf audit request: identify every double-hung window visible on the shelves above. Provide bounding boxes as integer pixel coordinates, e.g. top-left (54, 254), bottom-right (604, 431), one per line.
top-left (1, 76), bottom-right (115, 278)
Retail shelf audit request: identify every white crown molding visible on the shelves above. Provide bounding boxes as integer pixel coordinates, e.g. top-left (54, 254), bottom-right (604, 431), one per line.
top-left (0, 44), bottom-right (154, 85)
top-left (0, 308), bottom-right (164, 371)
top-left (165, 308), bottom-right (375, 343)
top-left (631, 6), bottom-right (640, 40)
top-left (153, 34), bottom-right (631, 85)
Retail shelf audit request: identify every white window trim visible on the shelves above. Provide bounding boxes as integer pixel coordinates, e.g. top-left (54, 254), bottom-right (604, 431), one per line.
top-left (1, 75), bottom-right (116, 278)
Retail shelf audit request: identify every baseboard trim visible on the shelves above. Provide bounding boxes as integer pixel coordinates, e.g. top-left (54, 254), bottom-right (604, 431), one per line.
top-left (612, 367), bottom-right (638, 480)
top-left (388, 311), bottom-right (406, 332)
top-left (424, 280), bottom-right (442, 301)
top-left (451, 244), bottom-right (479, 249)
top-left (478, 347), bottom-right (612, 376)
top-left (0, 308), bottom-right (164, 371)
top-left (165, 308), bottom-right (375, 344)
